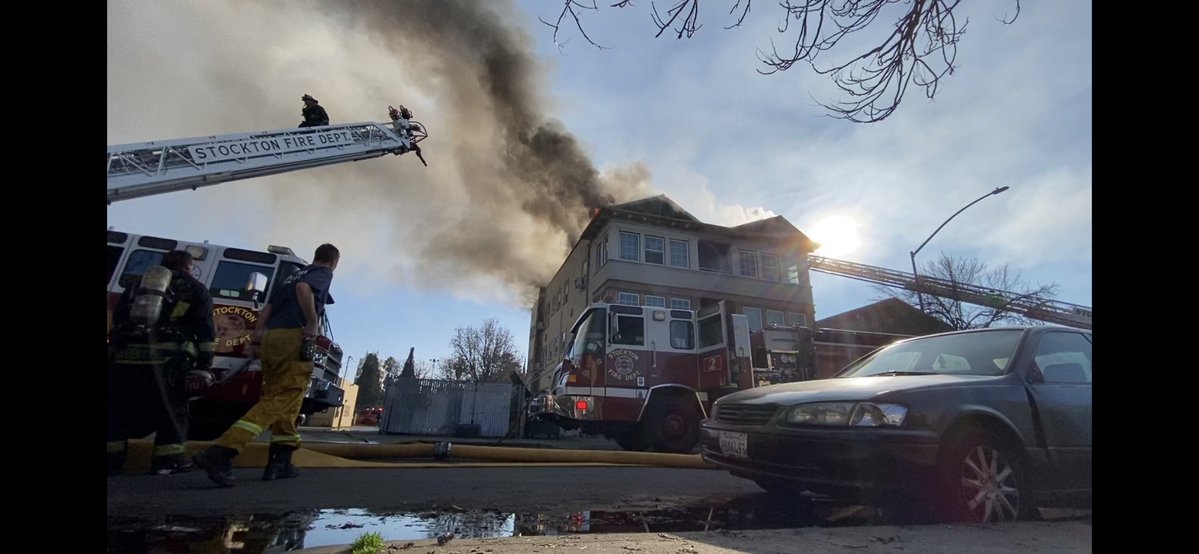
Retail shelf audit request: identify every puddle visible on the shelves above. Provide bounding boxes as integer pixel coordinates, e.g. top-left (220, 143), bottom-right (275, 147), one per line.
top-left (107, 497), bottom-right (1090, 552)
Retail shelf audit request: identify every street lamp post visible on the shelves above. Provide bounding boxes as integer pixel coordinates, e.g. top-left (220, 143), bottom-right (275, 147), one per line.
top-left (910, 186), bottom-right (1010, 312)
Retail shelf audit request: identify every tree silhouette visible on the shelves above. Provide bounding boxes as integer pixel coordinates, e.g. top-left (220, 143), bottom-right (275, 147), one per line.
top-left (354, 352), bottom-right (384, 409)
top-left (876, 253), bottom-right (1058, 330)
top-left (440, 319), bottom-right (524, 383)
top-left (539, 0), bottom-right (1022, 123)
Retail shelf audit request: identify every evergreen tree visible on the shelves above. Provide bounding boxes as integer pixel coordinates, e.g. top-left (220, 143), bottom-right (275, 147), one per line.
top-left (354, 352), bottom-right (384, 409)
top-left (400, 347), bottom-right (416, 379)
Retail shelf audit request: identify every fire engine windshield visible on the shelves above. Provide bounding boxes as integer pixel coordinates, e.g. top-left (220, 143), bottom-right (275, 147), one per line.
top-left (568, 308), bottom-right (607, 361)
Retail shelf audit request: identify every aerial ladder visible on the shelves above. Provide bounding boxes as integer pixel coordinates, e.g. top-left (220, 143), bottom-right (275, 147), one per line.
top-left (807, 255), bottom-right (1092, 330)
top-left (107, 116), bottom-right (427, 204)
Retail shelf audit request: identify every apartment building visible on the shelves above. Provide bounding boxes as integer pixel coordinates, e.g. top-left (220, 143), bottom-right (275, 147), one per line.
top-left (526, 195), bottom-right (819, 393)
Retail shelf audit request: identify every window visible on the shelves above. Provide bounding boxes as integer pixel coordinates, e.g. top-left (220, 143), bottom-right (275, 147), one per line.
top-left (743, 307), bottom-right (763, 333)
top-left (1034, 332), bottom-right (1093, 384)
top-left (644, 235), bottom-right (664, 265)
top-left (107, 245), bottom-right (126, 287)
top-left (788, 312), bottom-right (807, 327)
top-left (670, 298), bottom-right (691, 310)
top-left (670, 320), bottom-right (695, 349)
top-left (698, 313), bottom-right (724, 348)
top-left (766, 310), bottom-right (786, 328)
top-left (612, 314), bottom-right (645, 346)
top-left (595, 233), bottom-right (609, 273)
top-left (761, 254), bottom-right (780, 282)
top-left (669, 239), bottom-right (689, 268)
top-left (738, 250), bottom-right (758, 278)
top-left (619, 231), bottom-right (640, 262)
top-left (698, 240), bottom-right (732, 272)
top-left (118, 249), bottom-right (166, 289)
top-left (617, 292), bottom-right (640, 306)
top-left (211, 260), bottom-right (276, 302)
top-left (644, 295), bottom-right (666, 307)
top-left (784, 257), bottom-right (801, 285)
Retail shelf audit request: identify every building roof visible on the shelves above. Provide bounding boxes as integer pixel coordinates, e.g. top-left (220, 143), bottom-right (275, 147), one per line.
top-left (581, 195), bottom-right (819, 251)
top-left (815, 298), bottom-right (954, 336)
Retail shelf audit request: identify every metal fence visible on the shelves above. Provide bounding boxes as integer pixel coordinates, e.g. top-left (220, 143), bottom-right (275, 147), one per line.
top-left (379, 378), bottom-right (520, 438)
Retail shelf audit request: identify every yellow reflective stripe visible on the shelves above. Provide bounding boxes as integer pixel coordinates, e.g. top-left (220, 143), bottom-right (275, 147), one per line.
top-left (171, 301), bottom-right (191, 320)
top-left (198, 341), bottom-right (216, 353)
top-left (107, 442), bottom-right (126, 453)
top-left (270, 435), bottom-right (301, 444)
top-left (180, 342), bottom-right (198, 356)
top-left (153, 444), bottom-right (185, 456)
top-left (232, 420), bottom-right (263, 436)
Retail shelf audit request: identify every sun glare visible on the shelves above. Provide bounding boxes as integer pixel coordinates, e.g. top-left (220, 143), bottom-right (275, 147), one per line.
top-left (807, 215), bottom-right (862, 258)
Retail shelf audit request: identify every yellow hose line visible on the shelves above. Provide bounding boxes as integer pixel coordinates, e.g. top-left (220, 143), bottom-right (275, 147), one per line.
top-left (302, 443), bottom-right (712, 469)
top-left (119, 439), bottom-right (715, 471)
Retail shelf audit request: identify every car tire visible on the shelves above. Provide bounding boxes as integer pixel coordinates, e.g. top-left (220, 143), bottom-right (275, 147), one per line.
top-left (642, 395), bottom-right (701, 453)
top-left (937, 427), bottom-right (1035, 523)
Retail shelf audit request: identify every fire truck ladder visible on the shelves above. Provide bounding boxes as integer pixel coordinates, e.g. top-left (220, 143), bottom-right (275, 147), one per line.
top-left (807, 255), bottom-right (1092, 330)
top-left (107, 120), bottom-right (426, 203)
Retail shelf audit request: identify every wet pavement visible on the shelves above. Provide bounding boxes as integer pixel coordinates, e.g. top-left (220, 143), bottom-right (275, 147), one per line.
top-left (108, 427), bottom-right (1091, 552)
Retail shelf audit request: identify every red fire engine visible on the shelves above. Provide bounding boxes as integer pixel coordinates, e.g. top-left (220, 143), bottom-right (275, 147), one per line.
top-left (106, 110), bottom-right (428, 438)
top-left (106, 229), bottom-right (346, 439)
top-left (529, 301), bottom-right (914, 453)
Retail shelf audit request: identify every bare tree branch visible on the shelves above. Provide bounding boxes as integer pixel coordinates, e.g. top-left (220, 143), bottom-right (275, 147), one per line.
top-left (874, 252), bottom-right (1057, 330)
top-left (543, 0), bottom-right (1020, 123)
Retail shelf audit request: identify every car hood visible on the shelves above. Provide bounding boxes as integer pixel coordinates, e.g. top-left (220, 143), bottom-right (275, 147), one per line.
top-left (717, 374), bottom-right (999, 406)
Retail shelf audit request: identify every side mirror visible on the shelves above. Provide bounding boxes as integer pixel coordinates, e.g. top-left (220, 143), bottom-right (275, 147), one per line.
top-left (246, 272), bottom-right (269, 309)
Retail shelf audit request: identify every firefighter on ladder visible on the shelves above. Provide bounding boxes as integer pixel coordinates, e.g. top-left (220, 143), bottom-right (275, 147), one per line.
top-left (107, 250), bottom-right (217, 475)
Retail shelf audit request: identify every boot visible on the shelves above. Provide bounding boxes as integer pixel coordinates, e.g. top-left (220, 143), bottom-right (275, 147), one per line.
top-left (262, 444), bottom-right (300, 481)
top-left (192, 446), bottom-right (237, 488)
top-left (151, 454), bottom-right (197, 475)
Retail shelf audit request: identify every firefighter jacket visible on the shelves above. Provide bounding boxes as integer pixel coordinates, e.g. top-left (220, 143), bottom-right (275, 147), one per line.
top-left (110, 270), bottom-right (217, 370)
top-left (299, 104), bottom-right (329, 127)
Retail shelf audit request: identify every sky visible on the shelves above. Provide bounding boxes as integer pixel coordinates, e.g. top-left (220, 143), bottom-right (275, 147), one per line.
top-left (106, 0), bottom-right (1092, 379)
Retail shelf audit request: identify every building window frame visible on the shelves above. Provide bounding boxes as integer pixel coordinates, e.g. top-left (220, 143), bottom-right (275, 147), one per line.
top-left (619, 231), bottom-right (640, 262)
top-left (760, 254), bottom-right (780, 282)
top-left (644, 235), bottom-right (665, 265)
top-left (670, 298), bottom-right (691, 310)
top-left (617, 292), bottom-right (640, 306)
top-left (644, 295), bottom-right (666, 307)
top-left (738, 249), bottom-right (759, 278)
top-left (669, 239), bottom-right (689, 268)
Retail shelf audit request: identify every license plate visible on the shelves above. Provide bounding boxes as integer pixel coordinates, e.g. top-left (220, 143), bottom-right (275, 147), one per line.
top-left (718, 431), bottom-right (748, 459)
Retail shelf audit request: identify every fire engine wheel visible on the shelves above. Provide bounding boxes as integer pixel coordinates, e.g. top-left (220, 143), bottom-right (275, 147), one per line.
top-left (643, 395), bottom-right (701, 453)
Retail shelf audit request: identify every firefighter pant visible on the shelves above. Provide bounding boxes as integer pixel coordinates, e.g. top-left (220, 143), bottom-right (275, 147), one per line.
top-left (106, 347), bottom-right (191, 460)
top-left (214, 328), bottom-right (309, 453)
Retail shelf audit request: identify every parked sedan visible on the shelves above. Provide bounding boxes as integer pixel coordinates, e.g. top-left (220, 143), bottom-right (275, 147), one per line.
top-left (701, 326), bottom-right (1092, 523)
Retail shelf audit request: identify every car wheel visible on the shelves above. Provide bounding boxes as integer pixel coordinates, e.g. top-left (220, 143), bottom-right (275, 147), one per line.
top-left (938, 428), bottom-right (1034, 523)
top-left (643, 395), bottom-right (701, 453)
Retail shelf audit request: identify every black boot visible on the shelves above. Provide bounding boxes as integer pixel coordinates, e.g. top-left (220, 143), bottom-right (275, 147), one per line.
top-left (262, 444), bottom-right (300, 481)
top-left (151, 454), bottom-right (197, 475)
top-left (192, 446), bottom-right (237, 488)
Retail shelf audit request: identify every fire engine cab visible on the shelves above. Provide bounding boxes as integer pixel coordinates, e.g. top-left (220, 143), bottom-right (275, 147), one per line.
top-left (106, 229), bottom-right (345, 439)
top-left (531, 301), bottom-right (752, 453)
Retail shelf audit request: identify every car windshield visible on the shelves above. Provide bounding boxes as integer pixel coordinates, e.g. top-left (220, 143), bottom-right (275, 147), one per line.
top-left (836, 329), bottom-right (1023, 378)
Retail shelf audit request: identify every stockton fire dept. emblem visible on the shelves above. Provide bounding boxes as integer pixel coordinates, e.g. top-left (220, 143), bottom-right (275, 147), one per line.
top-left (606, 349), bottom-right (640, 381)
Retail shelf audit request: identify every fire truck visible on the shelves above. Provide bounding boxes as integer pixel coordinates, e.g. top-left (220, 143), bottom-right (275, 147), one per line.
top-left (106, 111), bottom-right (427, 438)
top-left (106, 229), bottom-right (347, 439)
top-left (529, 301), bottom-right (914, 453)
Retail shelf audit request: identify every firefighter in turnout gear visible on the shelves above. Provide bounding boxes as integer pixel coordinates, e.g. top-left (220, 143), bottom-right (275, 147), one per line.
top-left (194, 243), bottom-right (339, 487)
top-left (107, 250), bottom-right (217, 475)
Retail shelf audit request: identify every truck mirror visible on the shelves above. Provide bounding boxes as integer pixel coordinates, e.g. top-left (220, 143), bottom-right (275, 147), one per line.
top-left (246, 272), bottom-right (269, 309)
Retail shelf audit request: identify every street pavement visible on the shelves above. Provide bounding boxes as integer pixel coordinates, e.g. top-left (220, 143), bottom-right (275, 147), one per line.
top-left (282, 426), bottom-right (1091, 553)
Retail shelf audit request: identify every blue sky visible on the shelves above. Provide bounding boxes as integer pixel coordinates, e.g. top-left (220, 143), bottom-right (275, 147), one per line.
top-left (107, 1), bottom-right (1092, 378)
